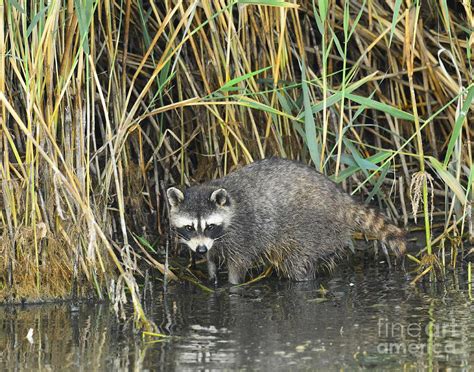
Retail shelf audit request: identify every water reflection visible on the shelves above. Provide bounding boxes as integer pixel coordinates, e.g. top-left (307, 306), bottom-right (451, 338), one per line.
top-left (0, 302), bottom-right (140, 370)
top-left (1, 263), bottom-right (473, 370)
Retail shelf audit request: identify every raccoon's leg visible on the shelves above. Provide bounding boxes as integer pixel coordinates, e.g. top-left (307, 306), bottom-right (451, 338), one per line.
top-left (207, 257), bottom-right (218, 286)
top-left (228, 263), bottom-right (246, 285)
top-left (282, 254), bottom-right (317, 282)
top-left (287, 266), bottom-right (314, 282)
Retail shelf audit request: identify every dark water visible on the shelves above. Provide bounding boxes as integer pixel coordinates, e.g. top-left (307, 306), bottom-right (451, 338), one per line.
top-left (1, 261), bottom-right (473, 371)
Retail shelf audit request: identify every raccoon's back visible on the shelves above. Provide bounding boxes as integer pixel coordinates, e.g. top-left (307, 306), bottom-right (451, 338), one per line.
top-left (214, 158), bottom-right (351, 222)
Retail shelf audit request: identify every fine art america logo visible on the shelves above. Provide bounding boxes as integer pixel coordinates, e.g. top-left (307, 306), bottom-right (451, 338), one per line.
top-left (377, 318), bottom-right (460, 355)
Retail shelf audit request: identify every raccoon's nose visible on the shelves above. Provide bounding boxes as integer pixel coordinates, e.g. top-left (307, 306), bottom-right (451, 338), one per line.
top-left (196, 245), bottom-right (208, 254)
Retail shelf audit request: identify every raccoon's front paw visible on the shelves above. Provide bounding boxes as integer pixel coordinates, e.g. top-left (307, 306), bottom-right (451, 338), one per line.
top-left (207, 259), bottom-right (218, 286)
top-left (228, 265), bottom-right (246, 285)
top-left (208, 275), bottom-right (218, 287)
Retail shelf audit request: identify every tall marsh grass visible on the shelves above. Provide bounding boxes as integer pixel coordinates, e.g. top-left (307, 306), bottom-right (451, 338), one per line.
top-left (1, 0), bottom-right (472, 323)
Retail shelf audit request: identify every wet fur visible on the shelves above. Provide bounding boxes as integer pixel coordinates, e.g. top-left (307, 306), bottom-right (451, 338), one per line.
top-left (168, 158), bottom-right (406, 284)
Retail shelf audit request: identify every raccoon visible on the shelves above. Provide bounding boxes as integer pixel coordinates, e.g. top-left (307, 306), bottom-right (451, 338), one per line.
top-left (167, 158), bottom-right (406, 285)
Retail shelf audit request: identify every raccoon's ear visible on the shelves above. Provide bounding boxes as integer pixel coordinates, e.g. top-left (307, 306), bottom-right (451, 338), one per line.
top-left (166, 187), bottom-right (184, 208)
top-left (210, 188), bottom-right (229, 207)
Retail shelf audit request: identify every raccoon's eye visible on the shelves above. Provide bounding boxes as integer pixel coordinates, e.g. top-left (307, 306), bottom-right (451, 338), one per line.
top-left (206, 224), bottom-right (216, 231)
top-left (185, 225), bottom-right (194, 231)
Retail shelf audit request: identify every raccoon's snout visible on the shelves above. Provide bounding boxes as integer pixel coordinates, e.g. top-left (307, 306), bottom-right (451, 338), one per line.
top-left (196, 245), bottom-right (208, 254)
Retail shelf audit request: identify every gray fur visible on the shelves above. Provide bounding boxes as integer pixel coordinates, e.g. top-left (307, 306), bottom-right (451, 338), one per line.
top-left (167, 158), bottom-right (406, 284)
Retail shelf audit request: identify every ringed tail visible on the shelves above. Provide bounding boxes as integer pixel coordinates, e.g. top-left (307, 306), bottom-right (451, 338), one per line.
top-left (348, 203), bottom-right (407, 257)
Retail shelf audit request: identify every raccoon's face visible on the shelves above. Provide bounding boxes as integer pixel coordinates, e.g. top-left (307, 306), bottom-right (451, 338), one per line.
top-left (166, 186), bottom-right (233, 255)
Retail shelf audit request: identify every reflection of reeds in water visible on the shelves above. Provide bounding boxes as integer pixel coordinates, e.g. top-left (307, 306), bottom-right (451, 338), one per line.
top-left (1, 0), bottom-right (473, 319)
top-left (0, 303), bottom-right (147, 370)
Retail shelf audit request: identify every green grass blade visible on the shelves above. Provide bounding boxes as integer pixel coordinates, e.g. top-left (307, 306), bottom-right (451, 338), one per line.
top-left (26, 4), bottom-right (49, 37)
top-left (443, 84), bottom-right (474, 166)
top-left (346, 93), bottom-right (415, 121)
top-left (349, 0), bottom-right (367, 39)
top-left (236, 97), bottom-right (294, 119)
top-left (389, 0), bottom-right (403, 46)
top-left (220, 66), bottom-right (272, 92)
top-left (332, 151), bottom-right (391, 183)
top-left (343, 138), bottom-right (371, 178)
top-left (365, 163), bottom-right (390, 204)
top-left (9, 0), bottom-right (25, 14)
top-left (296, 72), bottom-right (379, 120)
top-left (428, 156), bottom-right (467, 205)
top-left (237, 0), bottom-right (299, 8)
top-left (133, 234), bottom-right (157, 254)
top-left (74, 0), bottom-right (95, 54)
top-left (301, 61), bottom-right (321, 167)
